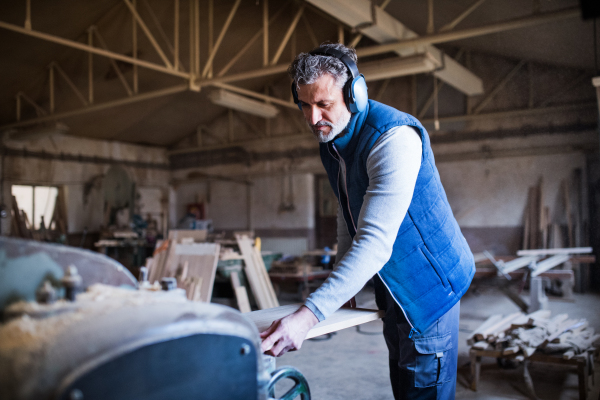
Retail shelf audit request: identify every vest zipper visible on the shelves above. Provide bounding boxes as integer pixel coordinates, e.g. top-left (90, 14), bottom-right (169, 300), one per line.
top-left (330, 144), bottom-right (419, 336)
top-left (332, 144), bottom-right (357, 233)
top-left (376, 271), bottom-right (419, 336)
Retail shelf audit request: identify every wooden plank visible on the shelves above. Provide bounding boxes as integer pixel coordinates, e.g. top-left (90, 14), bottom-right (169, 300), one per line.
top-left (517, 247), bottom-right (593, 256)
top-left (250, 240), bottom-right (279, 308)
top-left (246, 304), bottom-right (384, 339)
top-left (236, 235), bottom-right (278, 309)
top-left (482, 312), bottom-right (524, 337)
top-left (467, 314), bottom-right (503, 345)
top-left (173, 243), bottom-right (220, 302)
top-left (237, 235), bottom-right (271, 309)
top-left (148, 239), bottom-right (169, 283)
top-left (474, 267), bottom-right (574, 280)
top-left (168, 229), bottom-right (208, 242)
top-left (231, 271), bottom-right (251, 313)
top-left (531, 254), bottom-right (570, 277)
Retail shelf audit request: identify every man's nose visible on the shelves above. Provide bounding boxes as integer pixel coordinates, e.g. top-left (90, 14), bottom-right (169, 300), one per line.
top-left (306, 106), bottom-right (322, 125)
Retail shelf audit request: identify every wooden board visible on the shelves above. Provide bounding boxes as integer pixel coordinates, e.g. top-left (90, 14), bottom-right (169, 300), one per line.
top-left (148, 239), bottom-right (169, 283)
top-left (246, 304), bottom-right (385, 339)
top-left (230, 271), bottom-right (251, 313)
top-left (236, 235), bottom-right (279, 309)
top-left (171, 243), bottom-right (220, 302)
top-left (516, 247), bottom-right (593, 256)
top-left (168, 229), bottom-right (208, 242)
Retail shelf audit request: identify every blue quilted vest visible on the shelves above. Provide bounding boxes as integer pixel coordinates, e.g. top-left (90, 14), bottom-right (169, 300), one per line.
top-left (320, 100), bottom-right (475, 335)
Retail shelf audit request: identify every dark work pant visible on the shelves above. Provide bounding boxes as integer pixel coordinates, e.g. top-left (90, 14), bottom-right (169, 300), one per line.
top-left (373, 275), bottom-right (460, 400)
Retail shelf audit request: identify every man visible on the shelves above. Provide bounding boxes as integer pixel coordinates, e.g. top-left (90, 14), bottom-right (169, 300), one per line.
top-left (260, 43), bottom-right (475, 399)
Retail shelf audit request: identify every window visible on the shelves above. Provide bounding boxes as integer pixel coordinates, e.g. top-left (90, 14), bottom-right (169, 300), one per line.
top-left (11, 185), bottom-right (58, 229)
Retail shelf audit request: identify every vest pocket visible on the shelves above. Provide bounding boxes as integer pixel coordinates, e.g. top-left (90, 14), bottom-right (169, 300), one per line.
top-left (420, 246), bottom-right (449, 288)
top-left (413, 333), bottom-right (453, 387)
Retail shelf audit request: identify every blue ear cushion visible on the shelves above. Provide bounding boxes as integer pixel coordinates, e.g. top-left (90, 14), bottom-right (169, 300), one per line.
top-left (291, 82), bottom-right (302, 110)
top-left (349, 75), bottom-right (368, 113)
top-left (291, 73), bottom-right (368, 113)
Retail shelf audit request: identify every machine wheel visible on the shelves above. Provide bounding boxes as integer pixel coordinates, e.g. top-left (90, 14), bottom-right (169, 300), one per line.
top-left (267, 366), bottom-right (310, 400)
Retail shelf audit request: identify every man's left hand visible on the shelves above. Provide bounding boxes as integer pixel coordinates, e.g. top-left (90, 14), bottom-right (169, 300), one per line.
top-left (260, 305), bottom-right (319, 357)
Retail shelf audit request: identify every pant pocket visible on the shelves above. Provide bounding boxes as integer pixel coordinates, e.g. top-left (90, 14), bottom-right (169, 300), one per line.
top-left (413, 333), bottom-right (453, 388)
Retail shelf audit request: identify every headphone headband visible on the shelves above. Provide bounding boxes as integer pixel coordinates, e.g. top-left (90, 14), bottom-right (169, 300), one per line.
top-left (308, 47), bottom-right (360, 80)
top-left (292, 46), bottom-right (368, 113)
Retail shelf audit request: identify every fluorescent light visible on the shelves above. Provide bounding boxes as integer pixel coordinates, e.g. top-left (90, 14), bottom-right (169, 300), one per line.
top-left (360, 54), bottom-right (438, 82)
top-left (208, 89), bottom-right (279, 118)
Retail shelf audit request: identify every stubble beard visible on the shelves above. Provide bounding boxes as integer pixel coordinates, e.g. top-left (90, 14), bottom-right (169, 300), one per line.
top-left (308, 110), bottom-right (352, 143)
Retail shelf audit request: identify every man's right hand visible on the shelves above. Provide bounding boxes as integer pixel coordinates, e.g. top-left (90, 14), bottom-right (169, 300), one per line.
top-left (260, 305), bottom-right (319, 357)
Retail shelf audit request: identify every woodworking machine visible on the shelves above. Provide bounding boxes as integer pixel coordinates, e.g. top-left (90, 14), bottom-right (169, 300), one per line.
top-left (0, 237), bottom-right (310, 400)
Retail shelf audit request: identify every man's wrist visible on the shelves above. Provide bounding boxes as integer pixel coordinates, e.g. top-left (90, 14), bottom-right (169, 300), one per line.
top-left (298, 305), bottom-right (319, 327)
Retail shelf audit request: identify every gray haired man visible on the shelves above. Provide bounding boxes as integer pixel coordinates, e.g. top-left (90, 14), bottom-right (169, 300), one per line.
top-left (260, 43), bottom-right (475, 400)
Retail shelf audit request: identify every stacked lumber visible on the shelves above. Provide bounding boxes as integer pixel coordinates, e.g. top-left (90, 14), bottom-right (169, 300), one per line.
top-left (146, 230), bottom-right (219, 302)
top-left (236, 234), bottom-right (279, 310)
top-left (468, 310), bottom-right (599, 360)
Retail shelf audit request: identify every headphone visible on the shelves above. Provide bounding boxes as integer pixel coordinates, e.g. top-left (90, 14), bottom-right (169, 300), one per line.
top-left (291, 47), bottom-right (368, 113)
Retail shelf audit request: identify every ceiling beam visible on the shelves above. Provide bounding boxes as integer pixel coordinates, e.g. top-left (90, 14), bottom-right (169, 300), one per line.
top-left (217, 2), bottom-right (288, 77)
top-left (123, 0), bottom-right (173, 69)
top-left (209, 82), bottom-right (296, 109)
top-left (355, 7), bottom-right (579, 58)
top-left (306, 0), bottom-right (483, 95)
top-left (50, 62), bottom-right (89, 107)
top-left (202, 0), bottom-right (242, 78)
top-left (538, 72), bottom-right (591, 108)
top-left (422, 102), bottom-right (596, 125)
top-left (439, 0), bottom-right (488, 32)
top-left (0, 20), bottom-right (189, 79)
top-left (1, 85), bottom-right (188, 131)
top-left (472, 60), bottom-right (526, 114)
top-left (270, 5), bottom-right (305, 65)
top-left (92, 27), bottom-right (133, 96)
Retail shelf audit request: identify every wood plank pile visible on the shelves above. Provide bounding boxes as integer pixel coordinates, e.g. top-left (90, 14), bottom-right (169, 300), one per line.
top-left (522, 172), bottom-right (586, 251)
top-left (146, 231), bottom-right (279, 312)
top-left (145, 229), bottom-right (219, 302)
top-left (468, 310), bottom-right (599, 360)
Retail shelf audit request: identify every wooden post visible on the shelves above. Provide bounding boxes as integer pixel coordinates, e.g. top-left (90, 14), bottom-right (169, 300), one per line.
top-left (132, 0), bottom-right (138, 94)
top-left (174, 0), bottom-right (179, 71)
top-left (263, 0), bottom-right (269, 67)
top-left (88, 29), bottom-right (94, 104)
top-left (49, 65), bottom-right (55, 114)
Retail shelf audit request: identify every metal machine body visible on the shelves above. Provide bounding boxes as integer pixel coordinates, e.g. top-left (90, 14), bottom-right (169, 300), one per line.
top-left (0, 239), bottom-right (310, 400)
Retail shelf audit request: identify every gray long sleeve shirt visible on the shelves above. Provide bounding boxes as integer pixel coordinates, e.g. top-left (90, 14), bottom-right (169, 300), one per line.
top-left (305, 125), bottom-right (422, 321)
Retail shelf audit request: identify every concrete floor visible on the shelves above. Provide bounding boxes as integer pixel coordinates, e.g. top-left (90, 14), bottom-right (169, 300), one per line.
top-left (271, 285), bottom-right (600, 400)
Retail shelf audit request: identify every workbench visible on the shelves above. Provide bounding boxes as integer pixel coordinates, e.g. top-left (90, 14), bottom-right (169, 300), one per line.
top-left (269, 270), bottom-right (331, 300)
top-left (469, 348), bottom-right (595, 399)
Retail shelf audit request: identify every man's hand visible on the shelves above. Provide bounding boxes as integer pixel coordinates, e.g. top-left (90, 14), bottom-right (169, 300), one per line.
top-left (260, 306), bottom-right (319, 357)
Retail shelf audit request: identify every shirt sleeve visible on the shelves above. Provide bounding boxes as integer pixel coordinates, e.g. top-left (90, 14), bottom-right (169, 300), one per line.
top-left (304, 125), bottom-right (422, 321)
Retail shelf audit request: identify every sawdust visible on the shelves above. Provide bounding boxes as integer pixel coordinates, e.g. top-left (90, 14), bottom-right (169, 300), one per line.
top-left (0, 284), bottom-right (187, 399)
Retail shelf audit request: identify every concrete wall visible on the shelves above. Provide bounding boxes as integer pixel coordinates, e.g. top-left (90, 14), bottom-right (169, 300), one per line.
top-left (172, 174), bottom-right (315, 248)
top-left (1, 133), bottom-right (170, 236)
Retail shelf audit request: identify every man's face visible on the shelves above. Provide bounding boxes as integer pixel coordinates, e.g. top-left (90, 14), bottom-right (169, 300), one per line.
top-left (296, 74), bottom-right (351, 143)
